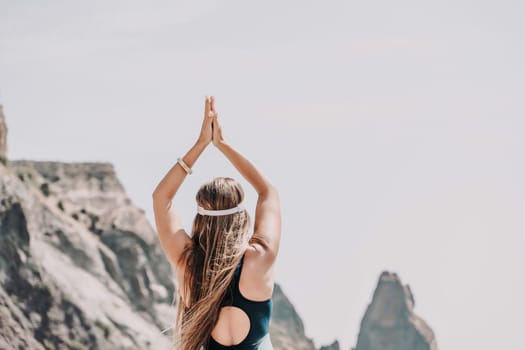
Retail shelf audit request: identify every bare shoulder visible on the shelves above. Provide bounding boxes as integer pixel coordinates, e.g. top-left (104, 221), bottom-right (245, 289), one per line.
top-left (238, 240), bottom-right (276, 301)
top-left (245, 240), bottom-right (276, 264)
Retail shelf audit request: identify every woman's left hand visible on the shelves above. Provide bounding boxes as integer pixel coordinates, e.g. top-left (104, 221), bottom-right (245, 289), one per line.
top-left (198, 95), bottom-right (216, 145)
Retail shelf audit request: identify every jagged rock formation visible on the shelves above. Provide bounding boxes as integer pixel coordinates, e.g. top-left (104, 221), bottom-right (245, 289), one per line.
top-left (319, 340), bottom-right (340, 350)
top-left (0, 104), bottom-right (7, 164)
top-left (0, 159), bottom-right (320, 349)
top-left (1, 160), bottom-right (176, 349)
top-left (269, 284), bottom-right (317, 350)
top-left (353, 271), bottom-right (438, 350)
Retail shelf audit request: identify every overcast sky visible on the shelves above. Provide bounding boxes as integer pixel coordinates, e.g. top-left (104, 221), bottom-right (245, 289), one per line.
top-left (1, 1), bottom-right (524, 349)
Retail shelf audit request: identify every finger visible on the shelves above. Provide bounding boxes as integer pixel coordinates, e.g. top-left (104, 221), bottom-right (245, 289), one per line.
top-left (210, 96), bottom-right (215, 111)
top-left (204, 96), bottom-right (210, 116)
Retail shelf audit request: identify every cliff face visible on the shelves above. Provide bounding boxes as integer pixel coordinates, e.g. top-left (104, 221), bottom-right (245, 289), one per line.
top-left (0, 159), bottom-right (317, 349)
top-left (1, 160), bottom-right (176, 349)
top-left (269, 284), bottom-right (317, 350)
top-left (353, 271), bottom-right (438, 350)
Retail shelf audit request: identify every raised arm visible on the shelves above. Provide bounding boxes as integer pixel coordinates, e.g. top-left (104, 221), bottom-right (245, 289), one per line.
top-left (152, 96), bottom-right (214, 269)
top-left (210, 96), bottom-right (281, 261)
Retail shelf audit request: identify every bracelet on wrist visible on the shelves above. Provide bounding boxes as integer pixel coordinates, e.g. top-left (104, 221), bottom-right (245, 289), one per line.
top-left (177, 157), bottom-right (193, 175)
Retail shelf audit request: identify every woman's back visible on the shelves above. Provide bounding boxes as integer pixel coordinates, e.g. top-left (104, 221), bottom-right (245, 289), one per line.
top-left (207, 251), bottom-right (273, 349)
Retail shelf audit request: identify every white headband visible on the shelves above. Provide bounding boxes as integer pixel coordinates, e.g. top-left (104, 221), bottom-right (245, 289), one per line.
top-left (197, 201), bottom-right (245, 216)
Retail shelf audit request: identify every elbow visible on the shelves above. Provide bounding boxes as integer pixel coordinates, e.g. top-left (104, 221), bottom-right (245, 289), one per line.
top-left (258, 183), bottom-right (279, 197)
top-left (152, 188), bottom-right (164, 200)
top-left (153, 186), bottom-right (176, 203)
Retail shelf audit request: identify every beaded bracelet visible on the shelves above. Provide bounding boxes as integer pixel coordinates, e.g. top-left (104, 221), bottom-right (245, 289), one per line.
top-left (177, 157), bottom-right (193, 175)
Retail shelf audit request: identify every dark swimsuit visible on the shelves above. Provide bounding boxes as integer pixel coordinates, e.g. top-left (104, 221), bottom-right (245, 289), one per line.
top-left (206, 253), bottom-right (273, 350)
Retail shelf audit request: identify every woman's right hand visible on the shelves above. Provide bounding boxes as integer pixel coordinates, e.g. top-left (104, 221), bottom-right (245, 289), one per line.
top-left (210, 96), bottom-right (225, 147)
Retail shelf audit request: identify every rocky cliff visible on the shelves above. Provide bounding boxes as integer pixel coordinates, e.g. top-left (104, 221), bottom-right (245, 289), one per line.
top-left (353, 271), bottom-right (438, 350)
top-left (1, 160), bottom-right (176, 349)
top-left (269, 284), bottom-right (317, 350)
top-left (0, 159), bottom-right (318, 349)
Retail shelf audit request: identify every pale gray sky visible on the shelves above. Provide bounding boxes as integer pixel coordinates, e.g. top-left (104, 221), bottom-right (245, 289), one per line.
top-left (1, 1), bottom-right (524, 349)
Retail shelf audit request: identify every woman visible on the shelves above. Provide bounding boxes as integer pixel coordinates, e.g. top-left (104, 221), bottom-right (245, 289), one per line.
top-left (152, 96), bottom-right (281, 350)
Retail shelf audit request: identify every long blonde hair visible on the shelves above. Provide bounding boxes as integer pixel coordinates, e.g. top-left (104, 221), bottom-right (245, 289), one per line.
top-left (173, 177), bottom-right (251, 350)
